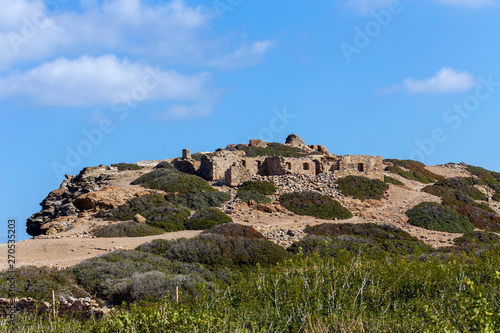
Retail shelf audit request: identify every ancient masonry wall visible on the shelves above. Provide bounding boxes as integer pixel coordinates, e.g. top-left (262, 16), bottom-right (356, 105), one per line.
top-left (178, 150), bottom-right (384, 186)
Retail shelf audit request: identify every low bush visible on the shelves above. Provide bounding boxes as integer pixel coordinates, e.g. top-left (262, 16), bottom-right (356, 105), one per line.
top-left (456, 205), bottom-right (500, 232)
top-left (111, 163), bottom-right (142, 171)
top-left (337, 175), bottom-right (389, 201)
top-left (466, 165), bottom-right (500, 187)
top-left (406, 202), bottom-right (475, 233)
top-left (132, 168), bottom-right (216, 193)
top-left (493, 191), bottom-right (500, 202)
top-left (385, 159), bottom-right (444, 183)
top-left (384, 175), bottom-right (404, 186)
top-left (166, 191), bottom-right (231, 210)
top-left (235, 142), bottom-right (309, 158)
top-left (280, 191), bottom-right (352, 220)
top-left (111, 194), bottom-right (169, 221)
top-left (111, 195), bottom-right (190, 232)
top-left (145, 205), bottom-right (191, 232)
top-left (297, 223), bottom-right (434, 256)
top-left (91, 222), bottom-right (165, 238)
top-left (239, 180), bottom-right (277, 195)
top-left (137, 234), bottom-right (292, 268)
top-left (154, 161), bottom-right (174, 169)
top-left (0, 267), bottom-right (84, 301)
top-left (451, 231), bottom-right (500, 253)
top-left (385, 165), bottom-right (436, 184)
top-left (185, 208), bottom-right (233, 230)
top-left (236, 190), bottom-right (271, 204)
top-left (201, 223), bottom-right (265, 239)
top-left (68, 250), bottom-right (219, 304)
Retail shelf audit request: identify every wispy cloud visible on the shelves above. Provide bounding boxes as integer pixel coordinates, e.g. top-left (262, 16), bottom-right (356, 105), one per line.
top-left (380, 68), bottom-right (479, 95)
top-left (0, 0), bottom-right (272, 71)
top-left (438, 0), bottom-right (497, 7)
top-left (206, 40), bottom-right (275, 70)
top-left (0, 55), bottom-right (215, 108)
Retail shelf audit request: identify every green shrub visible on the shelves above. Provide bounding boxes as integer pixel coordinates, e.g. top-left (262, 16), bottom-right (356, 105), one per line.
top-left (91, 222), bottom-right (165, 237)
top-left (385, 159), bottom-right (444, 183)
top-left (110, 195), bottom-right (190, 232)
top-left (111, 163), bottom-right (142, 171)
top-left (236, 190), bottom-right (271, 204)
top-left (235, 142), bottom-right (309, 158)
top-left (384, 175), bottom-right (404, 186)
top-left (185, 208), bottom-right (233, 230)
top-left (280, 191), bottom-right (352, 220)
top-left (68, 250), bottom-right (218, 304)
top-left (385, 165), bottom-right (436, 184)
top-left (201, 223), bottom-right (265, 239)
top-left (145, 205), bottom-right (191, 232)
top-left (137, 234), bottom-right (291, 268)
top-left (450, 231), bottom-right (500, 253)
top-left (0, 267), bottom-right (84, 301)
top-left (111, 194), bottom-right (170, 221)
top-left (493, 191), bottom-right (500, 202)
top-left (406, 202), bottom-right (475, 233)
top-left (132, 168), bottom-right (216, 193)
top-left (296, 223), bottom-right (434, 257)
top-left (337, 175), bottom-right (389, 201)
top-left (456, 205), bottom-right (500, 232)
top-left (239, 180), bottom-right (277, 195)
top-left (166, 191), bottom-right (231, 210)
top-left (466, 165), bottom-right (500, 188)
top-left (154, 161), bottom-right (174, 169)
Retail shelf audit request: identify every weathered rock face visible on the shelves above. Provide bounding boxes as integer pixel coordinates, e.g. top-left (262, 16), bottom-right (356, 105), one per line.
top-left (26, 166), bottom-right (147, 237)
top-left (249, 139), bottom-right (267, 148)
top-left (285, 134), bottom-right (307, 148)
top-left (309, 144), bottom-right (330, 155)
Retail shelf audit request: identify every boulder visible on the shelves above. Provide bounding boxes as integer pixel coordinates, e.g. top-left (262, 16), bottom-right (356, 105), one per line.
top-left (133, 214), bottom-right (147, 223)
top-left (285, 134), bottom-right (307, 148)
top-left (309, 144), bottom-right (330, 155)
top-left (256, 204), bottom-right (277, 213)
top-left (249, 139), bottom-right (267, 148)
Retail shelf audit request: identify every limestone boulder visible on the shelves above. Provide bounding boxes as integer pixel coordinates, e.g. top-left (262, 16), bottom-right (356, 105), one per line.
top-left (285, 134), bottom-right (307, 149)
top-left (249, 139), bottom-right (267, 148)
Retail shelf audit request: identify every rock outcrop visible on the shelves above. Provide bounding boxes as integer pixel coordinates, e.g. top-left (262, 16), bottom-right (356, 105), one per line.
top-left (285, 134), bottom-right (307, 149)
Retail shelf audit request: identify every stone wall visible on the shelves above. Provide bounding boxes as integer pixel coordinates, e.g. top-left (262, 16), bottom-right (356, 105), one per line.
top-left (175, 143), bottom-right (384, 186)
top-left (0, 297), bottom-right (108, 319)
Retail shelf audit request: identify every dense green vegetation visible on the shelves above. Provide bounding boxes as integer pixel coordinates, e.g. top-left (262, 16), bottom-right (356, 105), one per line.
top-left (201, 223), bottom-right (265, 239)
top-left (111, 163), bottom-right (142, 171)
top-left (406, 202), bottom-right (475, 234)
top-left (290, 223), bottom-right (434, 257)
top-left (154, 161), bottom-right (174, 169)
top-left (132, 168), bottom-right (216, 193)
top-left (3, 238), bottom-right (499, 332)
top-left (384, 175), bottom-right (404, 186)
top-left (467, 164), bottom-right (500, 202)
top-left (385, 159), bottom-right (443, 183)
top-left (166, 191), bottom-right (231, 210)
top-left (184, 208), bottom-right (233, 230)
top-left (92, 222), bottom-right (165, 237)
top-left (280, 191), bottom-right (353, 220)
top-left (238, 180), bottom-right (277, 195)
top-left (235, 142), bottom-right (309, 157)
top-left (337, 175), bottom-right (389, 201)
top-left (236, 190), bottom-right (271, 204)
top-left (422, 177), bottom-right (500, 232)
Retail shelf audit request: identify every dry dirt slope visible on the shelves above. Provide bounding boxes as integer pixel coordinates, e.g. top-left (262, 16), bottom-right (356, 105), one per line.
top-left (1, 164), bottom-right (499, 270)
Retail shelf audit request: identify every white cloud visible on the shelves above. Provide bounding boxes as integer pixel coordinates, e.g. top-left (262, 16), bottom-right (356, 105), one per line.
top-left (207, 41), bottom-right (275, 70)
top-left (439, 0), bottom-right (497, 7)
top-left (403, 68), bottom-right (478, 94)
top-left (0, 55), bottom-right (216, 110)
top-left (0, 0), bottom-right (272, 71)
top-left (342, 0), bottom-right (393, 15)
top-left (380, 68), bottom-right (479, 95)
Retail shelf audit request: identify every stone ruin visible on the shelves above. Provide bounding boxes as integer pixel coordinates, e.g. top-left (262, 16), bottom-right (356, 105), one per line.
top-left (174, 134), bottom-right (384, 186)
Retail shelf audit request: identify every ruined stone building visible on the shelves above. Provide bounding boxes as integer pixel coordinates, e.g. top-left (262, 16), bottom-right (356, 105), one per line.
top-left (174, 135), bottom-right (384, 186)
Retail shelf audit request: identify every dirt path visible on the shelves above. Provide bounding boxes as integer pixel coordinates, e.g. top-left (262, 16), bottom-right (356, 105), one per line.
top-left (0, 230), bottom-right (201, 270)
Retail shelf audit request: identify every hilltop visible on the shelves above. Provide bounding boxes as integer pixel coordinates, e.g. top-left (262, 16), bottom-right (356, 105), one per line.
top-left (1, 134), bottom-right (497, 269)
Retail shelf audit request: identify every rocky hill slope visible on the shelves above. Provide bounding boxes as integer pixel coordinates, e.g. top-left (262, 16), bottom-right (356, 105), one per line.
top-left (10, 135), bottom-right (500, 269)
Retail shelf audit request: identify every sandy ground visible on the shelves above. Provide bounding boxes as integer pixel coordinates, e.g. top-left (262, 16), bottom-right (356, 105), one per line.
top-left (2, 164), bottom-right (499, 270)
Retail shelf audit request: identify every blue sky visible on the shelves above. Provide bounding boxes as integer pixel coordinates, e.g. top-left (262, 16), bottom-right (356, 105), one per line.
top-left (1, 0), bottom-right (500, 243)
